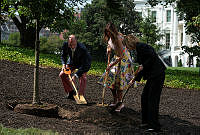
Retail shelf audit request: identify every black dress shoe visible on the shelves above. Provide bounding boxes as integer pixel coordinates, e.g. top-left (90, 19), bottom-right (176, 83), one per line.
top-left (67, 95), bottom-right (75, 100)
top-left (145, 128), bottom-right (162, 133)
top-left (67, 90), bottom-right (76, 100)
top-left (139, 123), bottom-right (148, 129)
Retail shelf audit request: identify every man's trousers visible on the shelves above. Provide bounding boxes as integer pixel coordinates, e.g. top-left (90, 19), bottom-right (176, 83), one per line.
top-left (59, 70), bottom-right (87, 95)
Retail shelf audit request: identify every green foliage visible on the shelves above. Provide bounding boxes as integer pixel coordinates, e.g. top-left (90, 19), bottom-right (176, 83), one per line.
top-left (40, 35), bottom-right (63, 54)
top-left (165, 67), bottom-right (200, 89)
top-left (189, 14), bottom-right (200, 29)
top-left (176, 0), bottom-right (200, 43)
top-left (39, 36), bottom-right (48, 47)
top-left (181, 45), bottom-right (200, 67)
top-left (1, 0), bottom-right (87, 48)
top-left (139, 16), bottom-right (164, 51)
top-left (147, 0), bottom-right (200, 44)
top-left (70, 0), bottom-right (141, 61)
top-left (3, 32), bottom-right (20, 46)
top-left (0, 124), bottom-right (59, 135)
top-left (178, 59), bottom-right (183, 67)
top-left (89, 61), bottom-right (106, 75)
top-left (166, 67), bottom-right (199, 76)
top-left (181, 45), bottom-right (200, 58)
top-left (118, 0), bottom-right (142, 35)
top-left (165, 74), bottom-right (200, 90)
top-left (197, 59), bottom-right (200, 67)
top-left (0, 45), bottom-right (61, 68)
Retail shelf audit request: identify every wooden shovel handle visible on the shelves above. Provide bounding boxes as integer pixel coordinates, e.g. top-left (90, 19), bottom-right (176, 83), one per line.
top-left (127, 66), bottom-right (140, 89)
top-left (68, 74), bottom-right (78, 93)
top-left (64, 68), bottom-right (78, 94)
top-left (101, 52), bottom-right (111, 105)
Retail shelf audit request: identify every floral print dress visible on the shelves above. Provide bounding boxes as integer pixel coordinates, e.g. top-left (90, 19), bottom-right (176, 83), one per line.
top-left (99, 46), bottom-right (135, 91)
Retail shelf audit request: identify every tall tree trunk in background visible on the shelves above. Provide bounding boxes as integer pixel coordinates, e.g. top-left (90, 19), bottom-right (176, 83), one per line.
top-left (12, 16), bottom-right (38, 49)
top-left (32, 19), bottom-right (41, 104)
top-left (0, 1), bottom-right (1, 44)
top-left (188, 56), bottom-right (191, 67)
top-left (20, 28), bottom-right (36, 48)
top-left (0, 26), bottom-right (1, 43)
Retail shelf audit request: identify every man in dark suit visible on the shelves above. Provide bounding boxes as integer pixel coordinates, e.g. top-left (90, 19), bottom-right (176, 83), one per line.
top-left (123, 35), bottom-right (166, 133)
top-left (59, 35), bottom-right (91, 100)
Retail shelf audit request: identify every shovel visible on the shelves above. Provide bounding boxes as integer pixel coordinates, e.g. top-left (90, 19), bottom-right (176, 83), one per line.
top-left (97, 53), bottom-right (111, 107)
top-left (64, 68), bottom-right (87, 105)
top-left (111, 67), bottom-right (140, 112)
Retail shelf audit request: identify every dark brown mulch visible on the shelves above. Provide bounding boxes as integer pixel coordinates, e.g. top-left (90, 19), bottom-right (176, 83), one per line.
top-left (0, 60), bottom-right (199, 135)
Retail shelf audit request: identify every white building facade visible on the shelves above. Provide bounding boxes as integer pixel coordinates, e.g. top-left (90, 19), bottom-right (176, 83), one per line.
top-left (134, 0), bottom-right (197, 67)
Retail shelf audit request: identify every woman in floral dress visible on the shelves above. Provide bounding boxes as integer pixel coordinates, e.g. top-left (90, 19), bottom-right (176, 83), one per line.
top-left (99, 22), bottom-right (135, 112)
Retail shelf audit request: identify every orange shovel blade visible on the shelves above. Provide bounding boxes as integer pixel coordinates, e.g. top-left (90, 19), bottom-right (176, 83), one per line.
top-left (64, 68), bottom-right (71, 75)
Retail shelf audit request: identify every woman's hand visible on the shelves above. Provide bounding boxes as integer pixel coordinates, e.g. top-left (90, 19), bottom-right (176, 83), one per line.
top-left (106, 66), bottom-right (111, 72)
top-left (138, 65), bottom-right (143, 72)
top-left (62, 64), bottom-right (66, 71)
top-left (107, 46), bottom-right (111, 55)
top-left (128, 79), bottom-right (135, 86)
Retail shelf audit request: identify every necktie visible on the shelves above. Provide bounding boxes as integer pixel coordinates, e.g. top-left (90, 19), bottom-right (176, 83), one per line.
top-left (72, 49), bottom-right (75, 59)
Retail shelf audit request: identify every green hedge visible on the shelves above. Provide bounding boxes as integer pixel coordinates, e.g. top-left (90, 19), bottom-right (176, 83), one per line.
top-left (166, 68), bottom-right (199, 77)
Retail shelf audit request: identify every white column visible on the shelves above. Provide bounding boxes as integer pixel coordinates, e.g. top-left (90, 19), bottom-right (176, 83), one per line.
top-left (182, 22), bottom-right (187, 67)
top-left (171, 7), bottom-right (175, 67)
top-left (182, 22), bottom-right (186, 46)
top-left (170, 7), bottom-right (174, 53)
top-left (173, 7), bottom-right (178, 50)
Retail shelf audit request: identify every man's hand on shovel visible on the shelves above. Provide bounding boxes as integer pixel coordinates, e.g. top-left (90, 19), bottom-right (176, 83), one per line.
top-left (71, 74), bottom-right (78, 83)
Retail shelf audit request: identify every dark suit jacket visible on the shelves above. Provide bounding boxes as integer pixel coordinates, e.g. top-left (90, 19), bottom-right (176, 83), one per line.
top-left (135, 42), bottom-right (166, 81)
top-left (61, 42), bottom-right (91, 77)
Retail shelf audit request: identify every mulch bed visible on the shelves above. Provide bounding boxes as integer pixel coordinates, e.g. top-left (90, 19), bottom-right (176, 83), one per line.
top-left (0, 60), bottom-right (199, 135)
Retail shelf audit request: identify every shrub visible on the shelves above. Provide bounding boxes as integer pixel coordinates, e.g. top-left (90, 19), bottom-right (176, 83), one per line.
top-left (5, 32), bottom-right (20, 46)
top-left (40, 36), bottom-right (48, 47)
top-left (178, 59), bottom-right (183, 67)
top-left (196, 58), bottom-right (200, 67)
top-left (40, 35), bottom-right (63, 54)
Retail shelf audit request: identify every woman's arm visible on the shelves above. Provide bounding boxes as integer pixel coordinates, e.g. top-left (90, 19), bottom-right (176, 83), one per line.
top-left (106, 56), bottom-right (122, 72)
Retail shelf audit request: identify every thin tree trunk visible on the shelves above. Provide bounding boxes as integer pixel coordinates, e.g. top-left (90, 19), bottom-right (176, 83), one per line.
top-left (0, 0), bottom-right (1, 44)
top-left (0, 27), bottom-right (1, 43)
top-left (199, 66), bottom-right (200, 76)
top-left (189, 56), bottom-right (191, 67)
top-left (33, 19), bottom-right (41, 104)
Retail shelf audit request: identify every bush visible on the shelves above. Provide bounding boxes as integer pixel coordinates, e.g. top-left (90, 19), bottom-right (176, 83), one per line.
top-left (40, 36), bottom-right (48, 47)
top-left (196, 58), bottom-right (200, 67)
top-left (40, 35), bottom-right (63, 54)
top-left (166, 67), bottom-right (198, 77)
top-left (178, 59), bottom-right (183, 67)
top-left (3, 32), bottom-right (20, 46)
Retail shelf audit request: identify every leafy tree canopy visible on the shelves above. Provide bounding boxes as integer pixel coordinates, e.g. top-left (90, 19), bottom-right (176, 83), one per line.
top-left (139, 16), bottom-right (164, 51)
top-left (66, 0), bottom-right (164, 61)
top-left (1, 0), bottom-right (87, 48)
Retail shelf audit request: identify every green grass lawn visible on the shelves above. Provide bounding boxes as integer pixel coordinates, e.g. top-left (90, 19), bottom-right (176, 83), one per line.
top-left (0, 124), bottom-right (59, 135)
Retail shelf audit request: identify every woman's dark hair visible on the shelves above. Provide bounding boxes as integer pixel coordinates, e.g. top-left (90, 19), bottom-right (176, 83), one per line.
top-left (103, 22), bottom-right (119, 46)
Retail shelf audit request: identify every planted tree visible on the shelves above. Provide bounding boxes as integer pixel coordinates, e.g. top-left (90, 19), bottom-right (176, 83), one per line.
top-left (3, 0), bottom-right (87, 116)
